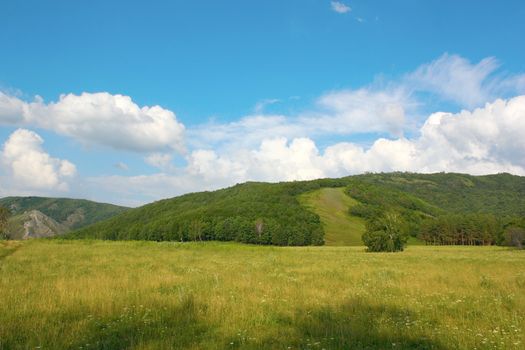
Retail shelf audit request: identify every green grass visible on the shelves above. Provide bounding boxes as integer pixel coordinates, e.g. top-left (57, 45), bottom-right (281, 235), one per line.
top-left (1, 240), bottom-right (523, 349)
top-left (299, 187), bottom-right (366, 246)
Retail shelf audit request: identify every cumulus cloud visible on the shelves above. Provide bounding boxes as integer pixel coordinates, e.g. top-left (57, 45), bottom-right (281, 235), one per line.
top-left (0, 92), bottom-right (185, 153)
top-left (0, 92), bottom-right (26, 124)
top-left (321, 96), bottom-right (525, 176)
top-left (331, 1), bottom-right (351, 14)
top-left (88, 95), bottom-right (525, 205)
top-left (3, 53), bottom-right (525, 205)
top-left (1, 129), bottom-right (76, 193)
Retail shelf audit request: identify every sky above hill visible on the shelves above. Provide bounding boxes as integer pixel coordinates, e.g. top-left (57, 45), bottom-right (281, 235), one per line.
top-left (1, 0), bottom-right (525, 206)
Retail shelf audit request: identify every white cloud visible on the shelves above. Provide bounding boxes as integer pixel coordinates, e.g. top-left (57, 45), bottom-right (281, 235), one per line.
top-left (145, 153), bottom-right (173, 170)
top-left (1, 129), bottom-right (76, 193)
top-left (0, 92), bottom-right (185, 153)
top-left (189, 86), bottom-right (413, 152)
top-left (3, 53), bottom-right (525, 205)
top-left (406, 53), bottom-right (525, 108)
top-left (190, 53), bottom-right (524, 153)
top-left (331, 1), bottom-right (351, 14)
top-left (0, 92), bottom-right (26, 124)
top-left (322, 95), bottom-right (525, 175)
top-left (313, 87), bottom-right (412, 137)
top-left (415, 96), bottom-right (525, 172)
top-left (253, 98), bottom-right (280, 113)
top-left (88, 95), bottom-right (525, 205)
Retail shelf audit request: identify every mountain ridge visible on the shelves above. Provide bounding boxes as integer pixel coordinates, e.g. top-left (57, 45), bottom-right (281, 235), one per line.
top-left (66, 172), bottom-right (525, 245)
top-left (0, 196), bottom-right (128, 239)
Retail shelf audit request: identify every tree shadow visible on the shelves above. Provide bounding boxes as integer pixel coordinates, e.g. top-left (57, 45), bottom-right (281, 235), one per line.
top-left (67, 295), bottom-right (211, 350)
top-left (259, 298), bottom-right (446, 349)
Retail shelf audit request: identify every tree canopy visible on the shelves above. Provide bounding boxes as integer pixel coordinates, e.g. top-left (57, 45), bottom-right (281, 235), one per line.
top-left (362, 212), bottom-right (408, 252)
top-left (0, 206), bottom-right (11, 240)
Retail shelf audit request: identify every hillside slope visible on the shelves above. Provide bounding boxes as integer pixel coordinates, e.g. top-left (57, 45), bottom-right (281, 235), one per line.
top-left (299, 188), bottom-right (365, 246)
top-left (68, 179), bottom-right (351, 245)
top-left (68, 173), bottom-right (525, 246)
top-left (7, 210), bottom-right (68, 240)
top-left (348, 173), bottom-right (525, 217)
top-left (0, 197), bottom-right (128, 239)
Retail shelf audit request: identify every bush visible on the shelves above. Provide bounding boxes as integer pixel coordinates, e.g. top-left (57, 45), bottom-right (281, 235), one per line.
top-left (362, 213), bottom-right (408, 252)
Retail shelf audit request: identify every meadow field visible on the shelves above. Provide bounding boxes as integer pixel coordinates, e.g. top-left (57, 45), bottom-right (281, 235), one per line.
top-left (0, 240), bottom-right (523, 349)
top-left (299, 188), bottom-right (366, 246)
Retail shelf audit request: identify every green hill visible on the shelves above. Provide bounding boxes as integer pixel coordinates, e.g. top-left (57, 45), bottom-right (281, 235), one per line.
top-left (347, 172), bottom-right (525, 217)
top-left (68, 179), bottom-right (349, 245)
top-left (67, 173), bottom-right (525, 246)
top-left (0, 197), bottom-right (128, 239)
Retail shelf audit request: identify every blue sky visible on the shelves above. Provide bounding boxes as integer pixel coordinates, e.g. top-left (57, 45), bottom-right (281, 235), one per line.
top-left (1, 0), bottom-right (525, 206)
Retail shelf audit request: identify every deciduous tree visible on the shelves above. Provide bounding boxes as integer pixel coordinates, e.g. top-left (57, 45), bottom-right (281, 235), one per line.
top-left (362, 212), bottom-right (408, 252)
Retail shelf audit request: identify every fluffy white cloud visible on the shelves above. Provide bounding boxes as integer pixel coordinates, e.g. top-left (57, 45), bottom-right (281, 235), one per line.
top-left (321, 96), bottom-right (525, 176)
top-left (0, 92), bottom-right (26, 124)
top-left (0, 92), bottom-right (185, 153)
top-left (415, 96), bottom-right (525, 172)
top-left (3, 54), bottom-right (525, 205)
top-left (186, 138), bottom-right (326, 183)
top-left (331, 1), bottom-right (351, 14)
top-left (1, 129), bottom-right (76, 192)
top-left (88, 95), bottom-right (525, 205)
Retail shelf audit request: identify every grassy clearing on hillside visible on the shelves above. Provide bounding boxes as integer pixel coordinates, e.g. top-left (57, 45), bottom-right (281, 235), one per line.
top-left (299, 187), bottom-right (366, 246)
top-left (1, 240), bottom-right (524, 349)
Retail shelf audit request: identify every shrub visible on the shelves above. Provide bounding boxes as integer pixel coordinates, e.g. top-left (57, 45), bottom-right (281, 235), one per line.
top-left (362, 212), bottom-right (408, 252)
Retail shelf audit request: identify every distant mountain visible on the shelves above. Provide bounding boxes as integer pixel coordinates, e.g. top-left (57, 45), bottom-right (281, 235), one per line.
top-left (67, 173), bottom-right (525, 246)
top-left (0, 197), bottom-right (128, 239)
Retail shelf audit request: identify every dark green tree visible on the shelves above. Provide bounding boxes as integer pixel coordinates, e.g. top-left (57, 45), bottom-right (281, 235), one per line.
top-left (362, 212), bottom-right (408, 252)
top-left (0, 206), bottom-right (11, 240)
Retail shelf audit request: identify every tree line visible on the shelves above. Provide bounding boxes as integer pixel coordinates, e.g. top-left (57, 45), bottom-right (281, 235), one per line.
top-left (418, 214), bottom-right (501, 245)
top-left (344, 179), bottom-right (525, 250)
top-left (82, 215), bottom-right (324, 246)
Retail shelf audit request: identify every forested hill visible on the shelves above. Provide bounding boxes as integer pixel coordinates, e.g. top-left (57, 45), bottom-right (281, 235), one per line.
top-left (67, 173), bottom-right (525, 245)
top-left (347, 172), bottom-right (525, 217)
top-left (0, 197), bottom-right (128, 239)
top-left (68, 179), bottom-right (349, 245)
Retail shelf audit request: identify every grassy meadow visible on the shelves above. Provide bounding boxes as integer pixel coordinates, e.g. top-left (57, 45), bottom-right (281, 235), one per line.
top-left (1, 240), bottom-right (524, 349)
top-left (299, 188), bottom-right (366, 246)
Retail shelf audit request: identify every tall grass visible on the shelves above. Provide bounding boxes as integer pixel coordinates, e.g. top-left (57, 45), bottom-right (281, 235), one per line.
top-left (0, 240), bottom-right (523, 349)
top-left (299, 187), bottom-right (366, 246)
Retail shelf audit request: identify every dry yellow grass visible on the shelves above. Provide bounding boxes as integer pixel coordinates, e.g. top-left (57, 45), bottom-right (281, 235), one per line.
top-left (0, 240), bottom-right (524, 349)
